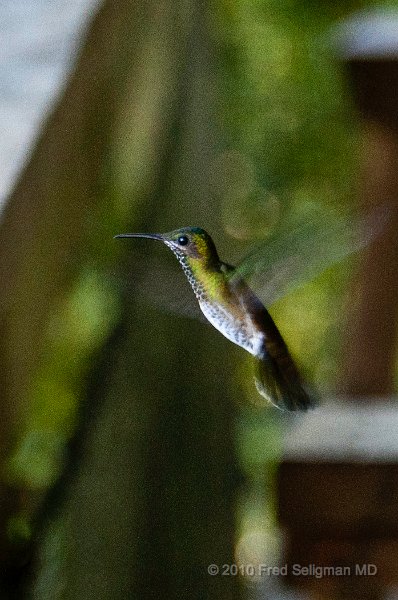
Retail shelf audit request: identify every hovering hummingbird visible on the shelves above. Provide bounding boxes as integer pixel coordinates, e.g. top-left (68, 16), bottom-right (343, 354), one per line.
top-left (115, 226), bottom-right (313, 411)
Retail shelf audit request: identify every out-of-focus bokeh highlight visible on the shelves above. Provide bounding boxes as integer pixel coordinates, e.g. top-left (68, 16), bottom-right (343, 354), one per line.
top-left (1, 1), bottom-right (398, 599)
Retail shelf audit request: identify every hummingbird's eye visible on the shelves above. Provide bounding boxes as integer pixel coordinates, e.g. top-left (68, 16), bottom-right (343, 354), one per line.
top-left (177, 235), bottom-right (189, 246)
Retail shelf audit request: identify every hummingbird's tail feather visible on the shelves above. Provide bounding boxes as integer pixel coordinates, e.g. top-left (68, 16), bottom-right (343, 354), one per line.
top-left (254, 345), bottom-right (313, 411)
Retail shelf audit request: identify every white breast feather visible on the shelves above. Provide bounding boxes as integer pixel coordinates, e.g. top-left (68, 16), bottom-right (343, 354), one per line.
top-left (199, 300), bottom-right (263, 357)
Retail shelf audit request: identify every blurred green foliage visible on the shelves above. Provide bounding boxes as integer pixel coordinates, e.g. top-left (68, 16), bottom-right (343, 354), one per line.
top-left (6, 271), bottom-right (120, 506)
top-left (215, 0), bottom-right (357, 191)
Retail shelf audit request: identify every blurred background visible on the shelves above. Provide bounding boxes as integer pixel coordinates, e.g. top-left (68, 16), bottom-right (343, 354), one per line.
top-left (1, 1), bottom-right (398, 599)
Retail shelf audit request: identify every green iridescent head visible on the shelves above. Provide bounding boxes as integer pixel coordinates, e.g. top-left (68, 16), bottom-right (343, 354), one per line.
top-left (114, 226), bottom-right (220, 263)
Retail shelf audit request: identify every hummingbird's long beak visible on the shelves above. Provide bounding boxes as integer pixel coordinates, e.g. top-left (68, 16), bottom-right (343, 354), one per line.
top-left (114, 233), bottom-right (164, 241)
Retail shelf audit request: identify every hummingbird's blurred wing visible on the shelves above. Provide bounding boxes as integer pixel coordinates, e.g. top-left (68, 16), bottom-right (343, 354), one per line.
top-left (230, 205), bottom-right (389, 307)
top-left (112, 253), bottom-right (206, 322)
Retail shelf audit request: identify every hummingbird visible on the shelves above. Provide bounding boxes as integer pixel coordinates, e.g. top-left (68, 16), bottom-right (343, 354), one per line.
top-left (115, 226), bottom-right (313, 411)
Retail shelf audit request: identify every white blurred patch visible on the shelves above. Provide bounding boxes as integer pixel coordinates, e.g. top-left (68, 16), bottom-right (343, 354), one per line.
top-left (0, 0), bottom-right (101, 206)
top-left (282, 400), bottom-right (398, 463)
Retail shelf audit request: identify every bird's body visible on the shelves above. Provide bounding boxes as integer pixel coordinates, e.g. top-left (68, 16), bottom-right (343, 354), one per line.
top-left (167, 248), bottom-right (264, 356)
top-left (115, 226), bottom-right (313, 411)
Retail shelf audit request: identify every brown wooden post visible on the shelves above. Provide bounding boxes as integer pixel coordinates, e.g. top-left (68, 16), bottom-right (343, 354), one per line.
top-left (337, 12), bottom-right (398, 396)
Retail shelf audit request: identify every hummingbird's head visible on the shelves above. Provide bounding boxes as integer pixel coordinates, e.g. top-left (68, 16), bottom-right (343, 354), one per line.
top-left (115, 226), bottom-right (220, 265)
top-left (161, 227), bottom-right (220, 263)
